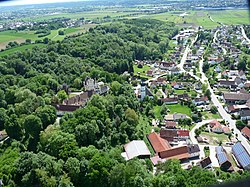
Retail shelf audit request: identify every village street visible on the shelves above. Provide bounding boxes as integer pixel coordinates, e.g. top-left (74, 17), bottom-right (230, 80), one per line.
top-left (241, 26), bottom-right (250, 44)
top-left (178, 30), bottom-right (250, 154)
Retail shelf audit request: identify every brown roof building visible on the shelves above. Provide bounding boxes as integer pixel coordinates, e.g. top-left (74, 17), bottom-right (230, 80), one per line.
top-left (160, 128), bottom-right (178, 142)
top-left (159, 146), bottom-right (189, 160)
top-left (147, 132), bottom-right (171, 153)
top-left (241, 127), bottom-right (250, 140)
top-left (165, 121), bottom-right (177, 129)
top-left (223, 93), bottom-right (250, 104)
top-left (198, 157), bottom-right (212, 169)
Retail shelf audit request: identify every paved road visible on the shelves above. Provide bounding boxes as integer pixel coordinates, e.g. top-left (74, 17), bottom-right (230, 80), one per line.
top-left (159, 88), bottom-right (167, 98)
top-left (240, 26), bottom-right (250, 44)
top-left (187, 31), bottom-right (250, 154)
top-left (213, 29), bottom-right (227, 55)
top-left (190, 120), bottom-right (213, 159)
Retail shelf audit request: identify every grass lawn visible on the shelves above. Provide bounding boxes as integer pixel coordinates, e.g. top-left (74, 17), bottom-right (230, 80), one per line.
top-left (133, 64), bottom-right (151, 79)
top-left (0, 44), bottom-right (45, 57)
top-left (201, 132), bottom-right (229, 145)
top-left (204, 147), bottom-right (210, 157)
top-left (201, 112), bottom-right (221, 120)
top-left (153, 105), bottom-right (163, 120)
top-left (167, 104), bottom-right (192, 116)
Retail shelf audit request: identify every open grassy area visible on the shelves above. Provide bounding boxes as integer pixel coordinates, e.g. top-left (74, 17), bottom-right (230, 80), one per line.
top-left (167, 104), bottom-right (192, 116)
top-left (201, 112), bottom-right (221, 120)
top-left (133, 64), bottom-right (151, 79)
top-left (209, 9), bottom-right (249, 25)
top-left (153, 105), bottom-right (163, 120)
top-left (201, 132), bottom-right (229, 145)
top-left (0, 44), bottom-right (46, 57)
top-left (136, 9), bottom-right (248, 29)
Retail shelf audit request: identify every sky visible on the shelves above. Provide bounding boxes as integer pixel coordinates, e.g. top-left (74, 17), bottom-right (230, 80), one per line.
top-left (0, 0), bottom-right (86, 6)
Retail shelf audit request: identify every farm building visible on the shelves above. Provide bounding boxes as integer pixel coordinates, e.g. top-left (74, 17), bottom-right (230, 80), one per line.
top-left (232, 142), bottom-right (250, 170)
top-left (122, 140), bottom-right (151, 160)
top-left (216, 146), bottom-right (232, 171)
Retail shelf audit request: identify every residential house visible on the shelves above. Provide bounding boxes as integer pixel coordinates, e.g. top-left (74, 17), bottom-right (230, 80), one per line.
top-left (226, 104), bottom-right (249, 114)
top-left (222, 126), bottom-right (231, 135)
top-left (164, 114), bottom-right (174, 121)
top-left (212, 123), bottom-right (223, 133)
top-left (218, 80), bottom-right (236, 89)
top-left (192, 96), bottom-right (209, 106)
top-left (241, 127), bottom-right (250, 140)
top-left (215, 66), bottom-right (221, 73)
top-left (161, 97), bottom-right (178, 105)
top-left (216, 146), bottom-right (233, 171)
top-left (232, 142), bottom-right (250, 170)
top-left (171, 82), bottom-right (182, 89)
top-left (173, 113), bottom-right (189, 121)
top-left (122, 140), bottom-right (151, 160)
top-left (146, 70), bottom-right (153, 77)
top-left (177, 129), bottom-right (190, 140)
top-left (159, 61), bottom-right (175, 70)
top-left (147, 132), bottom-right (171, 153)
top-left (223, 93), bottom-right (250, 104)
top-left (194, 82), bottom-right (202, 90)
top-left (165, 121), bottom-right (177, 129)
top-left (197, 157), bottom-right (212, 169)
top-left (240, 110), bottom-right (250, 120)
top-left (177, 93), bottom-right (190, 101)
top-left (187, 144), bottom-right (200, 158)
top-left (157, 78), bottom-right (167, 86)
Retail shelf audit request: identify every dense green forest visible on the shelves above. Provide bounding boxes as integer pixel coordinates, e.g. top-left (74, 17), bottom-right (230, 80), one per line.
top-left (0, 19), bottom-right (249, 186)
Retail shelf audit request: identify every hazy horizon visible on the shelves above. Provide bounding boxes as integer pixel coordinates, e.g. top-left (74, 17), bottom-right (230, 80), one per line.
top-left (0, 0), bottom-right (89, 6)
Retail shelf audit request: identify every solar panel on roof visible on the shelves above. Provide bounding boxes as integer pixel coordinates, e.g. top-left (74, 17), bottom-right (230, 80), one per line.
top-left (216, 146), bottom-right (228, 164)
top-left (232, 142), bottom-right (250, 169)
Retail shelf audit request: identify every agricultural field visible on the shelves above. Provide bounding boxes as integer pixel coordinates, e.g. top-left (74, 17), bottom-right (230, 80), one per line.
top-left (209, 9), bottom-right (250, 25)
top-left (20, 10), bottom-right (139, 22)
top-left (0, 24), bottom-right (95, 49)
top-left (0, 44), bottom-right (46, 57)
top-left (135, 9), bottom-right (248, 29)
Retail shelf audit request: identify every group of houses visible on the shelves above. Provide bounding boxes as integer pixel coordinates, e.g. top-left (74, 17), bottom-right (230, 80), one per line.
top-left (54, 77), bottom-right (109, 116)
top-left (121, 131), bottom-right (200, 167)
top-left (209, 120), bottom-right (231, 134)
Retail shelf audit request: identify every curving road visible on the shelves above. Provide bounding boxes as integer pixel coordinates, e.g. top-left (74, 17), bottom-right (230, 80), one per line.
top-left (240, 26), bottom-right (250, 44)
top-left (213, 29), bottom-right (227, 55)
top-left (190, 31), bottom-right (250, 153)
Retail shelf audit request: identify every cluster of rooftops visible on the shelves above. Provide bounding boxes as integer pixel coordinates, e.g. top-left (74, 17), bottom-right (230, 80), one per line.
top-left (121, 134), bottom-right (250, 171)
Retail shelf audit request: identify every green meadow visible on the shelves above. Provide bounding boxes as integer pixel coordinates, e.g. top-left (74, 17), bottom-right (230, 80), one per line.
top-left (0, 44), bottom-right (46, 57)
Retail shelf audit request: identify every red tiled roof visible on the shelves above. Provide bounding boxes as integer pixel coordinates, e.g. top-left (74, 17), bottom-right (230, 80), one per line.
top-left (159, 146), bottom-right (189, 160)
top-left (209, 120), bottom-right (220, 127)
top-left (212, 124), bottom-right (222, 130)
top-left (223, 126), bottom-right (231, 133)
top-left (241, 127), bottom-right (250, 139)
top-left (177, 129), bottom-right (189, 137)
top-left (150, 155), bottom-right (165, 166)
top-left (147, 132), bottom-right (171, 153)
